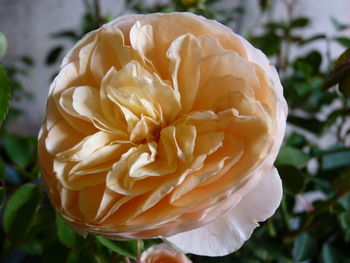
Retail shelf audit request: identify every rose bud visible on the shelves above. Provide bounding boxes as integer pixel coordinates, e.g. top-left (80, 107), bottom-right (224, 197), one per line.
top-left (141, 243), bottom-right (192, 263)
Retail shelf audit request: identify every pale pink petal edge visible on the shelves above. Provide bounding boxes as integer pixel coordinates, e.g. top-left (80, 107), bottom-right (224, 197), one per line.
top-left (165, 167), bottom-right (282, 257)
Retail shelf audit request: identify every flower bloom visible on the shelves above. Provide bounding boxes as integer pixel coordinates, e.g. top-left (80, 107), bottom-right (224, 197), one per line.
top-left (141, 243), bottom-right (192, 263)
top-left (38, 13), bottom-right (287, 256)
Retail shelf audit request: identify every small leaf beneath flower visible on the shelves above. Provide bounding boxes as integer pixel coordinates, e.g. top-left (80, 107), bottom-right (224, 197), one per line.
top-left (4, 183), bottom-right (44, 242)
top-left (56, 215), bottom-right (84, 249)
top-left (95, 236), bottom-right (137, 259)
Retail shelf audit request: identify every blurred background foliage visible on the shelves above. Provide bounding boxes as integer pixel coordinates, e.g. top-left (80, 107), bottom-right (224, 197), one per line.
top-left (1, 0), bottom-right (350, 262)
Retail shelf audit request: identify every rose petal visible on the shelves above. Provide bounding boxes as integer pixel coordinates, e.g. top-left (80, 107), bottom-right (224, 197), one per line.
top-left (167, 34), bottom-right (201, 115)
top-left (166, 167), bottom-right (282, 256)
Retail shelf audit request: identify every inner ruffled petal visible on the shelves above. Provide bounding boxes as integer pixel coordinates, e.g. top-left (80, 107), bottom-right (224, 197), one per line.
top-left (167, 34), bottom-right (201, 116)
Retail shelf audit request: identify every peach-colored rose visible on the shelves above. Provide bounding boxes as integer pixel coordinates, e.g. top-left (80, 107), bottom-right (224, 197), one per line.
top-left (38, 13), bottom-right (287, 256)
top-left (141, 243), bottom-right (192, 263)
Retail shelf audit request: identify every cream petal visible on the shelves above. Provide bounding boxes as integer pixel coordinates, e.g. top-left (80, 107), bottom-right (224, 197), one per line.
top-left (166, 167), bottom-right (282, 256)
top-left (167, 34), bottom-right (201, 115)
top-left (193, 75), bottom-right (253, 111)
top-left (54, 159), bottom-right (105, 190)
top-left (160, 125), bottom-right (196, 163)
top-left (105, 61), bottom-right (181, 124)
top-left (79, 184), bottom-right (105, 221)
top-left (72, 85), bottom-right (127, 135)
top-left (72, 26), bottom-right (139, 83)
top-left (129, 13), bottom-right (248, 78)
top-left (56, 131), bottom-right (118, 162)
top-left (106, 143), bottom-right (159, 195)
top-left (100, 68), bottom-right (128, 130)
top-left (200, 50), bottom-right (259, 87)
top-left (197, 34), bottom-right (225, 57)
top-left (235, 35), bottom-right (286, 110)
top-left (45, 118), bottom-right (83, 155)
top-left (69, 143), bottom-right (131, 176)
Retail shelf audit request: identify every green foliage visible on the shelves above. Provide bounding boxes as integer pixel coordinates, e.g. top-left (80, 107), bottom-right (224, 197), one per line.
top-left (292, 233), bottom-right (316, 261)
top-left (3, 134), bottom-right (36, 168)
top-left (56, 215), bottom-right (85, 249)
top-left (276, 146), bottom-right (309, 168)
top-left (327, 48), bottom-right (350, 97)
top-left (278, 165), bottom-right (305, 195)
top-left (0, 64), bottom-right (11, 126)
top-left (0, 32), bottom-right (7, 59)
top-left (4, 184), bottom-right (44, 242)
top-left (96, 236), bottom-right (137, 259)
top-left (45, 46), bottom-right (64, 65)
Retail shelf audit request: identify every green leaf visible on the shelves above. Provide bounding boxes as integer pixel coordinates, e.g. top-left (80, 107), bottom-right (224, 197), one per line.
top-left (292, 233), bottom-right (316, 261)
top-left (3, 183), bottom-right (44, 242)
top-left (336, 37), bottom-right (350, 48)
top-left (0, 32), bottom-right (7, 59)
top-left (0, 158), bottom-right (6, 180)
top-left (331, 17), bottom-right (350, 31)
top-left (322, 243), bottom-right (344, 263)
top-left (276, 146), bottom-right (309, 168)
top-left (96, 236), bottom-right (137, 259)
top-left (290, 17), bottom-right (309, 28)
top-left (321, 150), bottom-right (350, 170)
top-left (20, 56), bottom-right (34, 66)
top-left (51, 30), bottom-right (79, 41)
top-left (3, 134), bottom-right (34, 167)
top-left (250, 33), bottom-right (281, 56)
top-left (20, 236), bottom-right (44, 255)
top-left (297, 34), bottom-right (326, 45)
top-left (286, 132), bottom-right (307, 148)
top-left (0, 186), bottom-right (6, 209)
top-left (333, 171), bottom-right (350, 191)
top-left (288, 115), bottom-right (324, 134)
top-left (46, 46), bottom-right (64, 65)
top-left (56, 215), bottom-right (84, 249)
top-left (338, 74), bottom-right (350, 97)
top-left (278, 165), bottom-right (305, 194)
top-left (326, 48), bottom-right (350, 89)
top-left (43, 238), bottom-right (69, 263)
top-left (67, 250), bottom-right (97, 263)
top-left (0, 64), bottom-right (11, 125)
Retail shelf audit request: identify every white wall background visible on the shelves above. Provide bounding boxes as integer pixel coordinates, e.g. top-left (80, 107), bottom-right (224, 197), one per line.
top-left (0, 0), bottom-right (349, 136)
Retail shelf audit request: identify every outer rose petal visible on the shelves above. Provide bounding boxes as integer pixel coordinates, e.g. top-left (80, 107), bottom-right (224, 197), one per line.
top-left (166, 167), bottom-right (282, 256)
top-left (141, 243), bottom-right (192, 263)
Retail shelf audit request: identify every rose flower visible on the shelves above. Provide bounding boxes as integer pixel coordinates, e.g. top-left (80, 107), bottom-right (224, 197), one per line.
top-left (141, 243), bottom-right (192, 263)
top-left (38, 13), bottom-right (287, 256)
